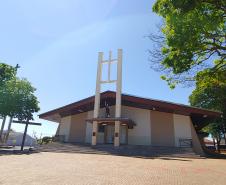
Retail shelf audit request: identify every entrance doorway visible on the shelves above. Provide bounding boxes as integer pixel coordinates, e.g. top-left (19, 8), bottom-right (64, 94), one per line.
top-left (105, 125), bottom-right (127, 144)
top-left (106, 125), bottom-right (114, 144)
top-left (120, 125), bottom-right (127, 144)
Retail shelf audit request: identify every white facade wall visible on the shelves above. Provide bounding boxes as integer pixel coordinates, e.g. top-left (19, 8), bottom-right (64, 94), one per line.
top-left (85, 111), bottom-right (93, 143)
top-left (86, 107), bottom-right (116, 144)
top-left (85, 106), bottom-right (151, 145)
top-left (60, 106), bottom-right (193, 147)
top-left (59, 116), bottom-right (71, 142)
top-left (86, 106), bottom-right (151, 145)
top-left (85, 123), bottom-right (92, 143)
top-left (122, 106), bottom-right (151, 145)
top-left (173, 114), bottom-right (192, 147)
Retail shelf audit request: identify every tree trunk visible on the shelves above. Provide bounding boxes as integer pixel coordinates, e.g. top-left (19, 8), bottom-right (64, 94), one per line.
top-left (222, 123), bottom-right (226, 145)
top-left (4, 117), bottom-right (13, 143)
top-left (216, 136), bottom-right (221, 153)
top-left (224, 132), bottom-right (226, 145)
top-left (21, 120), bottom-right (29, 151)
top-left (217, 141), bottom-right (220, 153)
top-left (213, 138), bottom-right (216, 147)
top-left (223, 132), bottom-right (226, 145)
top-left (0, 116), bottom-right (6, 141)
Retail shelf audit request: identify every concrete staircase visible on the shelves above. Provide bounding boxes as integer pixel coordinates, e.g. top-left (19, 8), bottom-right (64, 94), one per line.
top-left (38, 142), bottom-right (202, 158)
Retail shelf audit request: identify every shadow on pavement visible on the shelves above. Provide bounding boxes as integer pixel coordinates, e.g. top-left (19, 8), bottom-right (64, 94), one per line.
top-left (36, 142), bottom-right (204, 161)
top-left (0, 146), bottom-right (39, 156)
top-left (2, 143), bottom-right (226, 160)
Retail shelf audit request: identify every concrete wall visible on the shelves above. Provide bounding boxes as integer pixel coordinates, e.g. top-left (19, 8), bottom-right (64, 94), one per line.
top-left (173, 114), bottom-right (192, 147)
top-left (85, 122), bottom-right (92, 144)
top-left (69, 112), bottom-right (87, 143)
top-left (151, 111), bottom-right (175, 147)
top-left (190, 118), bottom-right (204, 155)
top-left (85, 111), bottom-right (93, 143)
top-left (59, 116), bottom-right (71, 142)
top-left (122, 106), bottom-right (151, 145)
top-left (86, 106), bottom-right (151, 145)
top-left (59, 105), bottom-right (201, 150)
top-left (86, 107), bottom-right (116, 144)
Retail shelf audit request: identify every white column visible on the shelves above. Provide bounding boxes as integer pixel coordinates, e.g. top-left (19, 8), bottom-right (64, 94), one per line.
top-left (94, 52), bottom-right (103, 118)
top-left (92, 52), bottom-right (103, 146)
top-left (114, 49), bottom-right (122, 147)
top-left (114, 121), bottom-right (120, 147)
top-left (92, 121), bottom-right (98, 145)
top-left (108, 51), bottom-right (112, 82)
top-left (116, 49), bottom-right (122, 118)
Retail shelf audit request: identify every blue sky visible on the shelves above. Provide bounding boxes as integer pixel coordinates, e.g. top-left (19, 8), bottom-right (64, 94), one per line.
top-left (0, 0), bottom-right (193, 137)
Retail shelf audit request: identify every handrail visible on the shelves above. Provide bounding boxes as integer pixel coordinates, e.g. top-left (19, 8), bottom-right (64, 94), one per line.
top-left (179, 138), bottom-right (192, 147)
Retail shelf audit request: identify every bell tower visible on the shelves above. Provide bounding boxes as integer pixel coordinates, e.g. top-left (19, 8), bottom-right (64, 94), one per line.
top-left (91, 49), bottom-right (122, 147)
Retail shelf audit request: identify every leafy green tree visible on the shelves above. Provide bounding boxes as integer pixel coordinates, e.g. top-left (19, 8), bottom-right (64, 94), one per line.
top-left (189, 67), bottom-right (226, 112)
top-left (0, 63), bottom-right (16, 85)
top-left (202, 122), bottom-right (223, 150)
top-left (1, 78), bottom-right (40, 120)
top-left (151, 0), bottom-right (226, 87)
top-left (0, 63), bottom-right (40, 142)
top-left (151, 0), bottom-right (226, 150)
top-left (189, 67), bottom-right (226, 148)
top-left (0, 63), bottom-right (17, 139)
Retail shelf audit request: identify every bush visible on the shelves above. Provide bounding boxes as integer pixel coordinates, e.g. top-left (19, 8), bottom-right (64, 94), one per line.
top-left (38, 136), bottom-right (53, 145)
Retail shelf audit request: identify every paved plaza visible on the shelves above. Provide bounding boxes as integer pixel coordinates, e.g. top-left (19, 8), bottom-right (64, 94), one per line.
top-left (0, 152), bottom-right (226, 185)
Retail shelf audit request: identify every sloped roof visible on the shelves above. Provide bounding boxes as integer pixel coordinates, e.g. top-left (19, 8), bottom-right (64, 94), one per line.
top-left (39, 91), bottom-right (222, 130)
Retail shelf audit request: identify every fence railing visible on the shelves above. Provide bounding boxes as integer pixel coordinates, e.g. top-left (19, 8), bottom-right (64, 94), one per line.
top-left (179, 138), bottom-right (192, 148)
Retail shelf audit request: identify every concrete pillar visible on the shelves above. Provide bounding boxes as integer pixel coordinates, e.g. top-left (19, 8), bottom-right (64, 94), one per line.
top-left (92, 121), bottom-right (98, 146)
top-left (114, 121), bottom-right (120, 147)
top-left (114, 49), bottom-right (122, 147)
top-left (93, 52), bottom-right (103, 118)
top-left (92, 52), bottom-right (103, 146)
top-left (92, 49), bottom-right (123, 147)
top-left (115, 49), bottom-right (122, 118)
top-left (108, 51), bottom-right (112, 82)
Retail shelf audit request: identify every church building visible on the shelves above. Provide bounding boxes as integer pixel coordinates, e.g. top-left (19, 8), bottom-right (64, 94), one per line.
top-left (39, 49), bottom-right (221, 155)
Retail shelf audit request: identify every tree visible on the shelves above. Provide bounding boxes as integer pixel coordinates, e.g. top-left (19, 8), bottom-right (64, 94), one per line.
top-left (202, 122), bottom-right (223, 151)
top-left (0, 63), bottom-right (16, 85)
top-left (0, 63), bottom-right (18, 118)
top-left (1, 78), bottom-right (40, 119)
top-left (0, 63), bottom-right (40, 142)
top-left (189, 67), bottom-right (226, 149)
top-left (151, 1), bottom-right (226, 150)
top-left (150, 0), bottom-right (226, 87)
top-left (0, 63), bottom-right (17, 140)
top-left (12, 78), bottom-right (40, 121)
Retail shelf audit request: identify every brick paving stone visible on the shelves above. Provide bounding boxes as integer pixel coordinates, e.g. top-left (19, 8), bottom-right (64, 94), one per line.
top-left (0, 152), bottom-right (226, 185)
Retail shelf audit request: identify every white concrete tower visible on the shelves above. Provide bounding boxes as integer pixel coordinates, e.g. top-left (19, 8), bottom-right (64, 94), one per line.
top-left (91, 49), bottom-right (123, 147)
